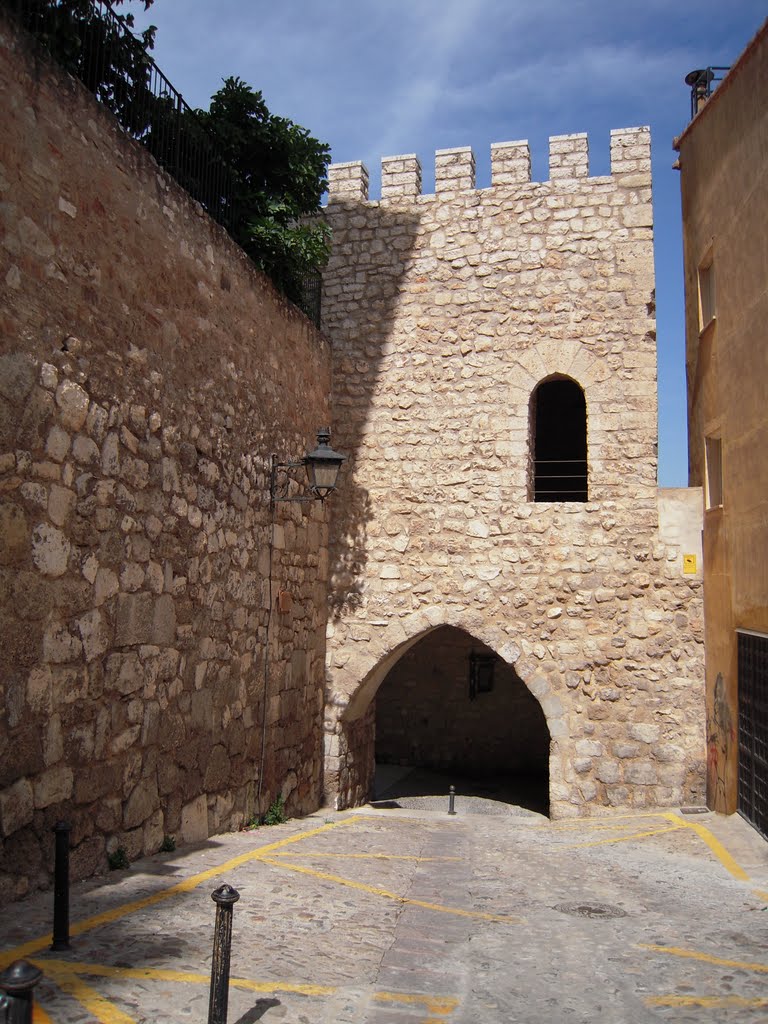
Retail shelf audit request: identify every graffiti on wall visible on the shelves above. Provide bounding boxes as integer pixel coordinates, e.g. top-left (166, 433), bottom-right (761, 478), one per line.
top-left (706, 672), bottom-right (735, 808)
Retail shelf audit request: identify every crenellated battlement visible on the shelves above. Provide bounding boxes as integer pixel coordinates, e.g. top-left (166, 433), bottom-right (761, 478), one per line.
top-left (328, 127), bottom-right (650, 202)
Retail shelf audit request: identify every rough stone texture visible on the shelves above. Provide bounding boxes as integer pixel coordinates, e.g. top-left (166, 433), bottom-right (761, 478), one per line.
top-left (321, 132), bottom-right (707, 817)
top-left (0, 16), bottom-right (331, 900)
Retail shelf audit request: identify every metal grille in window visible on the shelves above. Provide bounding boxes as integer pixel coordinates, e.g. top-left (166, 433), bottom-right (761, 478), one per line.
top-left (738, 631), bottom-right (768, 841)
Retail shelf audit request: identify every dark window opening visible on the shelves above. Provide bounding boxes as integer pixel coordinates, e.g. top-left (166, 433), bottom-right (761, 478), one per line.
top-left (469, 651), bottom-right (495, 699)
top-left (532, 377), bottom-right (588, 501)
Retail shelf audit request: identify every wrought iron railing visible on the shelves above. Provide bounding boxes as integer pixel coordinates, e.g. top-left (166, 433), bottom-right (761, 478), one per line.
top-left (2, 0), bottom-right (240, 233)
top-left (685, 66), bottom-right (730, 120)
top-left (3, 0), bottom-right (324, 328)
top-left (533, 459), bottom-right (588, 502)
top-left (297, 273), bottom-right (322, 328)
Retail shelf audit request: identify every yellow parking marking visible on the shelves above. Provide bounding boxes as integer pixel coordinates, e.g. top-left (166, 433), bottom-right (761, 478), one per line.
top-left (33, 1007), bottom-right (53, 1024)
top-left (753, 889), bottom-right (768, 901)
top-left (549, 813), bottom-right (671, 831)
top-left (42, 961), bottom-right (137, 1024)
top-left (660, 813), bottom-right (750, 881)
top-left (549, 812), bottom-right (671, 829)
top-left (562, 825), bottom-right (684, 849)
top-left (269, 851), bottom-right (461, 862)
top-left (261, 857), bottom-right (522, 923)
top-left (553, 811), bottom-right (759, 889)
top-left (639, 943), bottom-right (768, 974)
top-left (647, 995), bottom-right (768, 1009)
top-left (374, 990), bottom-right (458, 1017)
top-left (0, 816), bottom-right (366, 969)
top-left (39, 958), bottom-right (336, 996)
top-left (40, 960), bottom-right (460, 1022)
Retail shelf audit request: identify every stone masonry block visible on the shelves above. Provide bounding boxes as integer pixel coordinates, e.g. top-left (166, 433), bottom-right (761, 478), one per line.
top-left (328, 162), bottom-right (370, 202)
top-left (610, 126), bottom-right (651, 180)
top-left (381, 154), bottom-right (422, 199)
top-left (435, 148), bottom-right (476, 193)
top-left (33, 766), bottom-right (74, 808)
top-left (180, 794), bottom-right (208, 844)
top-left (549, 134), bottom-right (589, 180)
top-left (491, 140), bottom-right (531, 186)
top-left (115, 593), bottom-right (154, 646)
top-left (114, 593), bottom-right (177, 647)
top-left (0, 778), bottom-right (34, 836)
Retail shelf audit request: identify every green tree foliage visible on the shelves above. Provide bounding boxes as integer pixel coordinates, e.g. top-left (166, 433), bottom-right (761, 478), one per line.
top-left (7, 1), bottom-right (331, 309)
top-left (198, 77), bottom-right (331, 305)
top-left (7, 0), bottom-right (157, 127)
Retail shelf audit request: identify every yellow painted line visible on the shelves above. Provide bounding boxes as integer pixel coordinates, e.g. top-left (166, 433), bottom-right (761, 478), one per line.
top-left (549, 815), bottom-right (670, 832)
top-left (753, 889), bottom-right (768, 901)
top-left (647, 995), bottom-right (768, 1009)
top-left (549, 812), bottom-right (670, 829)
top-left (269, 851), bottom-right (461, 862)
top-left (0, 816), bottom-right (367, 969)
top-left (639, 943), bottom-right (768, 974)
top-left (261, 856), bottom-right (523, 924)
top-left (42, 961), bottom-right (137, 1024)
top-left (40, 958), bottom-right (336, 996)
top-left (562, 825), bottom-right (684, 849)
top-left (33, 1007), bottom-right (53, 1024)
top-left (661, 813), bottom-right (750, 882)
top-left (375, 990), bottom-right (458, 1016)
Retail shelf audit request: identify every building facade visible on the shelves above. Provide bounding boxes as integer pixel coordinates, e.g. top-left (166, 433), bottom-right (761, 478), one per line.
top-left (321, 131), bottom-right (707, 818)
top-left (676, 19), bottom-right (768, 838)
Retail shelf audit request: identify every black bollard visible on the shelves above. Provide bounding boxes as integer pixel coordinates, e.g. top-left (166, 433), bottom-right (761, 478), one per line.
top-left (51, 820), bottom-right (71, 951)
top-left (0, 960), bottom-right (43, 1024)
top-left (207, 883), bottom-right (240, 1024)
top-left (448, 785), bottom-right (457, 815)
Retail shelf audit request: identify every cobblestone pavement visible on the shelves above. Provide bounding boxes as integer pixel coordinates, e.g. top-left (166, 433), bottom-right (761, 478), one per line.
top-left (1, 806), bottom-right (767, 1023)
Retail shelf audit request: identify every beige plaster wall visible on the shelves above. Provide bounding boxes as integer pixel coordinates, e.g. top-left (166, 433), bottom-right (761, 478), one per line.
top-left (678, 21), bottom-right (768, 813)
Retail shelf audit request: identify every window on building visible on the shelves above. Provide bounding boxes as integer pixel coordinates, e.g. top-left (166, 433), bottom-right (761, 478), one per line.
top-left (530, 376), bottom-right (588, 502)
top-left (698, 255), bottom-right (716, 329)
top-left (705, 435), bottom-right (723, 508)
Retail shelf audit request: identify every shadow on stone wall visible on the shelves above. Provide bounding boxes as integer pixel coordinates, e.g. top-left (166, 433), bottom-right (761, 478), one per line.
top-left (323, 199), bottom-right (423, 621)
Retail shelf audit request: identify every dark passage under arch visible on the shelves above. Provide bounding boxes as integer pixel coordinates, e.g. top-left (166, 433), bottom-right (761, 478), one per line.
top-left (532, 377), bottom-right (588, 501)
top-left (374, 626), bottom-right (550, 814)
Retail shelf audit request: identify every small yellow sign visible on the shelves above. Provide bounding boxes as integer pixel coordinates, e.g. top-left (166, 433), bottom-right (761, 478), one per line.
top-left (683, 554), bottom-right (697, 574)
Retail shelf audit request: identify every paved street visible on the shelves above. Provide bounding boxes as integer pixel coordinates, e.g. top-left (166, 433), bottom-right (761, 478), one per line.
top-left (1, 805), bottom-right (767, 1023)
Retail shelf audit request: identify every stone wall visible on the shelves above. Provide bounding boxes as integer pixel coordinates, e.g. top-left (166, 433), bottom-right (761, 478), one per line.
top-left (0, 16), bottom-right (332, 900)
top-left (321, 131), bottom-right (707, 817)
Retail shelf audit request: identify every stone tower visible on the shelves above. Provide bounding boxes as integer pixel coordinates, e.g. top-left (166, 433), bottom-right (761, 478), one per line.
top-left (320, 128), bottom-right (706, 818)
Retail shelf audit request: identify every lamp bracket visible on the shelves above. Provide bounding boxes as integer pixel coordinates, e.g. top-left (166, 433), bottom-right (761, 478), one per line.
top-left (268, 429), bottom-right (346, 508)
top-left (270, 456), bottom-right (318, 505)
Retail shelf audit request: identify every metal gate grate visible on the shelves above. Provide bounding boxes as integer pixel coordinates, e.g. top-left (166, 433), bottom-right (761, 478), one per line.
top-left (738, 631), bottom-right (768, 840)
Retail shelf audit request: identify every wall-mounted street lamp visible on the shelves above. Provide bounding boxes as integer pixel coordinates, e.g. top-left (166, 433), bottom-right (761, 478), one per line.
top-left (270, 428), bottom-right (347, 507)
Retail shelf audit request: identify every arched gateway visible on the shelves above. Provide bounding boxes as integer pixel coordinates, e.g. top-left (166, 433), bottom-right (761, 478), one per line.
top-left (375, 626), bottom-right (550, 812)
top-left (324, 616), bottom-right (566, 814)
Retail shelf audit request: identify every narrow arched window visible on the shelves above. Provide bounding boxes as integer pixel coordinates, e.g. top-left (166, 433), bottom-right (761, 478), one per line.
top-left (530, 377), bottom-right (588, 501)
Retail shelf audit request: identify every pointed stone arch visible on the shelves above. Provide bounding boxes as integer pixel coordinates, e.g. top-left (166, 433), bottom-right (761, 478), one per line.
top-left (324, 610), bottom-right (567, 812)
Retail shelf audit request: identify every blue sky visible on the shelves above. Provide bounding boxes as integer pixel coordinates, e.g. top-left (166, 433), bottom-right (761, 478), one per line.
top-left (133, 1), bottom-right (765, 486)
